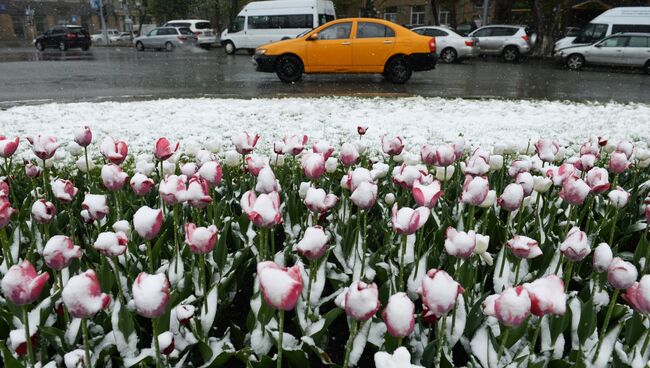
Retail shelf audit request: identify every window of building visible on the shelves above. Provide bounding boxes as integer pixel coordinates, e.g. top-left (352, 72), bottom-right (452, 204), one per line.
top-left (411, 5), bottom-right (425, 26)
top-left (384, 7), bottom-right (397, 23)
top-left (439, 10), bottom-right (450, 25)
top-left (11, 16), bottom-right (25, 38)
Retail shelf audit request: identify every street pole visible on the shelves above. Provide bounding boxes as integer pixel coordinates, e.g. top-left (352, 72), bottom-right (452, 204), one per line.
top-left (482, 0), bottom-right (489, 27)
top-left (99, 0), bottom-right (109, 43)
top-left (122, 0), bottom-right (133, 40)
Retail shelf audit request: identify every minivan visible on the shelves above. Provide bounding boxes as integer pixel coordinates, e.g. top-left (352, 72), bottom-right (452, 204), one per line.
top-left (164, 19), bottom-right (217, 48)
top-left (220, 0), bottom-right (336, 55)
top-left (555, 7), bottom-right (650, 51)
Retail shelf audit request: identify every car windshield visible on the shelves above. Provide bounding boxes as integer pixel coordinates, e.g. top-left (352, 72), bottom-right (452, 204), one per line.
top-left (196, 22), bottom-right (211, 29)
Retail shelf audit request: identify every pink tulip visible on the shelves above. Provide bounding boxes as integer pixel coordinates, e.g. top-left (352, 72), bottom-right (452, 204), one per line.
top-left (357, 125), bottom-right (368, 136)
top-left (508, 159), bottom-right (532, 177)
top-left (133, 272), bottom-right (170, 318)
top-left (346, 168), bottom-right (374, 192)
top-left (1, 260), bottom-right (50, 305)
top-left (198, 161), bottom-right (223, 188)
top-left (452, 137), bottom-right (466, 160)
top-left (81, 194), bottom-right (109, 221)
top-left (279, 135), bottom-right (308, 156)
top-left (101, 164), bottom-right (129, 191)
top-left (342, 280), bottom-right (380, 321)
top-left (133, 206), bottom-right (163, 240)
top-left (302, 152), bottom-right (325, 180)
top-left (464, 148), bottom-right (490, 176)
top-left (0, 136), bottom-right (19, 158)
top-left (622, 275), bottom-right (650, 314)
top-left (497, 183), bottom-right (524, 211)
top-left (560, 227), bottom-right (591, 261)
top-left (100, 137), bottom-right (128, 165)
top-left (574, 153), bottom-right (596, 172)
top-left (392, 164), bottom-right (427, 189)
top-left (515, 172), bottom-right (534, 196)
top-left (31, 199), bottom-right (56, 224)
top-left (340, 143), bottom-right (360, 166)
top-left (391, 204), bottom-right (429, 235)
top-left (546, 163), bottom-right (575, 186)
top-left (184, 223), bottom-right (218, 254)
top-left (154, 137), bottom-right (179, 161)
top-left (412, 179), bottom-right (443, 208)
top-left (608, 257), bottom-right (638, 289)
top-left (27, 135), bottom-right (59, 160)
top-left (93, 231), bottom-right (128, 257)
top-left (180, 162), bottom-right (197, 177)
top-left (494, 286), bottom-right (531, 326)
top-left (608, 151), bottom-right (630, 174)
top-left (616, 140), bottom-right (634, 159)
top-left (350, 181), bottom-right (378, 210)
top-left (0, 196), bottom-right (16, 228)
top-left (255, 166), bottom-right (281, 194)
top-left (0, 179), bottom-right (7, 196)
top-left (176, 304), bottom-right (195, 324)
top-left (312, 140), bottom-right (335, 160)
top-left (294, 226), bottom-right (328, 260)
top-left (232, 131), bottom-right (260, 154)
top-left (586, 167), bottom-right (610, 194)
top-left (245, 155), bottom-right (268, 176)
top-left (304, 187), bottom-right (338, 213)
top-left (159, 332), bottom-right (175, 355)
top-left (74, 126), bottom-right (93, 147)
top-left (524, 275), bottom-right (566, 316)
top-left (421, 144), bottom-right (455, 167)
top-left (460, 175), bottom-right (489, 206)
top-left (51, 178), bottom-right (78, 203)
top-left (559, 175), bottom-right (590, 205)
top-left (608, 186), bottom-right (630, 208)
top-left (159, 175), bottom-right (188, 205)
top-left (43, 235), bottom-right (82, 270)
top-left (241, 190), bottom-right (282, 228)
top-left (534, 138), bottom-right (560, 162)
top-left (593, 243), bottom-right (613, 272)
top-left (130, 173), bottom-right (155, 196)
top-left (418, 269), bottom-right (464, 317)
top-left (382, 292), bottom-right (415, 338)
top-left (444, 227), bottom-right (476, 259)
top-left (257, 261), bottom-right (303, 310)
top-left (186, 176), bottom-right (212, 208)
top-left (62, 270), bottom-right (111, 318)
top-left (381, 135), bottom-right (404, 156)
top-left (580, 141), bottom-right (599, 157)
top-left (25, 163), bottom-right (41, 178)
top-left (507, 235), bottom-right (542, 259)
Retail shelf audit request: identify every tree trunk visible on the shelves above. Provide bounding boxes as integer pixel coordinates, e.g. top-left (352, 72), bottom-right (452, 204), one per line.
top-left (214, 0), bottom-right (221, 33)
top-left (229, 0), bottom-right (238, 26)
top-left (429, 0), bottom-right (439, 26)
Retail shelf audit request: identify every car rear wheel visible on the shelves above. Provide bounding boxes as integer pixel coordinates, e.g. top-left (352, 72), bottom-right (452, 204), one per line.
top-left (384, 56), bottom-right (412, 84)
top-left (81, 45), bottom-right (90, 51)
top-left (440, 48), bottom-right (458, 63)
top-left (165, 42), bottom-right (174, 52)
top-left (136, 41), bottom-right (144, 51)
top-left (35, 41), bottom-right (44, 51)
top-left (248, 49), bottom-right (255, 56)
top-left (224, 42), bottom-right (236, 55)
top-left (502, 46), bottom-right (519, 62)
top-left (644, 61), bottom-right (650, 75)
top-left (59, 41), bottom-right (68, 51)
top-left (275, 54), bottom-right (303, 83)
top-left (566, 54), bottom-right (585, 71)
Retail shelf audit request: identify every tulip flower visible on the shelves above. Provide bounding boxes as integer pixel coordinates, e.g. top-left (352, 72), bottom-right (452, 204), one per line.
top-left (622, 275), bottom-right (650, 314)
top-left (0, 195), bottom-right (16, 228)
top-left (312, 140), bottom-right (335, 160)
top-left (130, 173), bottom-right (155, 196)
top-left (608, 151), bottom-right (630, 174)
top-left (346, 168), bottom-right (373, 192)
top-left (580, 141), bottom-right (599, 156)
top-left (27, 135), bottom-right (59, 160)
top-left (62, 270), bottom-right (111, 318)
top-left (232, 131), bottom-right (260, 154)
top-left (515, 172), bottom-right (534, 196)
top-left (616, 140), bottom-right (634, 159)
top-left (73, 126), bottom-right (92, 147)
top-left (93, 231), bottom-right (128, 257)
top-left (340, 143), bottom-right (360, 166)
top-left (559, 175), bottom-right (590, 206)
top-left (508, 159), bottom-right (532, 177)
top-left (546, 163), bottom-right (576, 186)
top-left (132, 272), bottom-right (170, 318)
top-left (412, 179), bottom-right (443, 208)
top-left (497, 183), bottom-right (524, 211)
top-left (391, 204), bottom-right (429, 235)
top-left (294, 226), bottom-right (328, 260)
top-left (494, 286), bottom-right (531, 326)
top-left (586, 167), bottom-right (610, 194)
top-left (339, 280), bottom-right (380, 321)
top-left (301, 152), bottom-right (325, 180)
top-left (607, 257), bottom-right (637, 289)
top-left (101, 164), bottom-right (129, 191)
top-left (176, 304), bottom-right (196, 324)
top-left (593, 243), bottom-right (613, 272)
top-left (464, 148), bottom-right (490, 176)
top-left (99, 137), bottom-right (128, 165)
top-left (0, 136), bottom-right (19, 158)
top-left (31, 199), bottom-right (56, 224)
top-left (186, 176), bottom-right (212, 208)
top-left (278, 134), bottom-right (308, 156)
top-left (245, 155), bottom-right (268, 176)
top-left (154, 137), bottom-right (179, 161)
top-left (133, 206), bottom-right (163, 240)
top-left (241, 191), bottom-right (282, 228)
top-left (523, 275), bottom-right (566, 316)
top-left (357, 125), bottom-right (368, 136)
top-left (25, 163), bottom-right (41, 178)
top-left (198, 160), bottom-right (223, 188)
top-left (560, 227), bottom-right (591, 261)
top-left (81, 194), bottom-right (109, 221)
top-left (460, 175), bottom-right (489, 206)
top-left (533, 176), bottom-right (552, 193)
top-left (421, 144), bottom-right (455, 167)
top-left (1, 260), bottom-right (50, 305)
top-left (51, 178), bottom-right (78, 202)
top-left (255, 166), bottom-right (281, 194)
top-left (43, 235), bottom-right (82, 270)
top-left (304, 187), bottom-right (338, 214)
top-left (534, 138), bottom-right (560, 162)
top-left (418, 269), bottom-right (463, 317)
top-left (180, 162), bottom-right (198, 177)
top-left (444, 227), bottom-right (476, 259)
top-left (507, 235), bottom-right (542, 259)
top-left (392, 164), bottom-right (427, 189)
top-left (608, 186), bottom-right (630, 208)
top-left (184, 223), bottom-right (218, 254)
top-left (452, 137), bottom-right (466, 159)
top-left (257, 261), bottom-right (303, 310)
top-left (325, 157), bottom-right (338, 173)
top-left (382, 292), bottom-right (415, 338)
top-left (574, 153), bottom-right (596, 172)
top-left (381, 135), bottom-right (404, 156)
top-left (159, 175), bottom-right (188, 205)
top-left (350, 181), bottom-right (378, 210)
top-left (158, 332), bottom-right (175, 356)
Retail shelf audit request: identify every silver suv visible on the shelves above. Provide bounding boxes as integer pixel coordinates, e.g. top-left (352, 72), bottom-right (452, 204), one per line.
top-left (468, 25), bottom-right (535, 62)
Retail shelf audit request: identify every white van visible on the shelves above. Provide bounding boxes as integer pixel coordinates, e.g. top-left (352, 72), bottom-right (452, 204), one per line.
top-left (163, 19), bottom-right (217, 48)
top-left (220, 0), bottom-right (336, 54)
top-left (555, 7), bottom-right (650, 51)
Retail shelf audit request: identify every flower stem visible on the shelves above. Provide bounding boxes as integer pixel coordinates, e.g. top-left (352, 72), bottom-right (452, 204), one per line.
top-left (81, 317), bottom-right (92, 368)
top-left (360, 211), bottom-right (367, 279)
top-left (146, 239), bottom-right (153, 273)
top-left (110, 257), bottom-right (126, 303)
top-left (342, 320), bottom-right (358, 368)
top-left (436, 316), bottom-right (447, 365)
top-left (23, 305), bottom-right (35, 368)
top-left (200, 253), bottom-right (208, 313)
top-left (277, 309), bottom-right (285, 368)
top-left (497, 327), bottom-right (510, 364)
top-left (152, 318), bottom-right (162, 368)
top-left (593, 288), bottom-right (620, 362)
top-left (172, 204), bottom-right (180, 274)
top-left (0, 228), bottom-right (13, 267)
top-left (83, 146), bottom-right (90, 189)
top-left (398, 235), bottom-right (407, 291)
top-left (609, 208), bottom-right (619, 249)
top-left (306, 261), bottom-right (316, 319)
top-left (563, 261), bottom-right (574, 292)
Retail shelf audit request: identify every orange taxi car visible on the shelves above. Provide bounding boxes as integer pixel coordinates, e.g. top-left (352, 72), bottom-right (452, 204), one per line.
top-left (252, 18), bottom-right (437, 84)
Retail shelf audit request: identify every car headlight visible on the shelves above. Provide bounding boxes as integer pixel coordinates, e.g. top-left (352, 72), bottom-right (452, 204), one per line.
top-left (255, 49), bottom-right (267, 56)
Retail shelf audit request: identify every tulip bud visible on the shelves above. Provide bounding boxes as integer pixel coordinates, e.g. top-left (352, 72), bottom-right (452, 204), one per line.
top-left (382, 292), bottom-right (415, 338)
top-left (186, 177), bottom-right (212, 209)
top-left (608, 186), bottom-right (630, 208)
top-left (418, 269), bottom-right (463, 317)
top-left (464, 149), bottom-right (490, 176)
top-left (391, 204), bottom-right (429, 235)
top-left (130, 173), bottom-right (155, 196)
top-left (180, 162), bottom-right (198, 177)
top-left (435, 165), bottom-right (455, 182)
top-left (198, 161), bottom-right (223, 188)
top-left (533, 176), bottom-right (552, 193)
top-left (412, 179), bottom-right (442, 209)
top-left (478, 190), bottom-right (496, 208)
top-left (113, 220), bottom-right (131, 235)
top-left (132, 272), bottom-right (170, 318)
top-left (340, 143), bottom-right (360, 166)
top-left (494, 286), bottom-right (531, 326)
top-left (508, 159), bottom-right (532, 177)
top-left (460, 175), bottom-right (489, 206)
top-left (62, 270), bottom-right (111, 318)
top-left (444, 227), bottom-right (476, 259)
top-left (255, 166), bottom-right (281, 194)
top-left (507, 235), bottom-right (542, 259)
top-left (515, 172), bottom-right (534, 196)
top-left (81, 194), bottom-right (109, 221)
top-left (99, 137), bottom-right (128, 165)
top-left (608, 151), bottom-right (630, 174)
top-left (51, 178), bottom-right (78, 202)
top-left (241, 191), bottom-right (282, 228)
top-left (1, 260), bottom-right (50, 305)
top-left (304, 187), bottom-right (337, 213)
top-left (184, 223), bottom-right (218, 254)
top-left (294, 226), bottom-right (328, 260)
top-left (44, 235), bottom-right (82, 270)
top-left (524, 275), bottom-right (566, 316)
top-left (27, 135), bottom-right (59, 160)
top-left (535, 138), bottom-right (560, 163)
top-left (93, 231), bottom-right (128, 257)
top-left (341, 280), bottom-right (380, 321)
top-left (101, 164), bottom-right (129, 192)
top-left (382, 136), bottom-right (404, 156)
top-left (232, 131), bottom-right (260, 155)
top-left (0, 136), bottom-right (19, 158)
top-left (280, 135), bottom-right (308, 156)
top-left (224, 150), bottom-right (241, 167)
top-left (159, 175), bottom-right (188, 205)
top-left (559, 175), bottom-right (590, 206)
top-left (560, 227), bottom-right (591, 261)
top-left (133, 206), bottom-right (163, 240)
top-left (31, 199), bottom-right (56, 224)
top-left (384, 193), bottom-right (396, 206)
top-left (593, 243), bottom-right (613, 272)
top-left (175, 304), bottom-right (195, 324)
top-left (357, 125), bottom-right (368, 136)
top-left (586, 167), bottom-right (610, 194)
top-left (489, 155), bottom-right (504, 171)
top-left (158, 331), bottom-right (175, 355)
top-left (325, 157), bottom-right (338, 173)
top-left (622, 275), bottom-right (650, 314)
top-left (350, 181), bottom-right (378, 210)
top-left (498, 183), bottom-right (524, 211)
top-left (73, 126), bottom-right (92, 147)
top-left (607, 257), bottom-right (637, 289)
top-left (25, 163), bottom-right (41, 178)
top-left (154, 137), bottom-right (179, 161)
top-left (257, 261), bottom-right (303, 310)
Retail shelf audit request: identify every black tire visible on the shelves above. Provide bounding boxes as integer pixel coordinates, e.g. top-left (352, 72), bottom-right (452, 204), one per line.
top-left (165, 42), bottom-right (174, 52)
top-left (35, 41), bottom-right (44, 51)
top-left (275, 54), bottom-right (303, 83)
top-left (224, 41), bottom-right (236, 55)
top-left (202, 44), bottom-right (212, 50)
top-left (248, 49), bottom-right (255, 56)
top-left (384, 56), bottom-right (412, 84)
top-left (58, 41), bottom-right (68, 51)
top-left (136, 41), bottom-right (144, 51)
top-left (502, 46), bottom-right (519, 62)
top-left (644, 61), bottom-right (650, 75)
top-left (81, 45), bottom-right (90, 51)
top-left (566, 54), bottom-right (585, 71)
top-left (440, 47), bottom-right (458, 64)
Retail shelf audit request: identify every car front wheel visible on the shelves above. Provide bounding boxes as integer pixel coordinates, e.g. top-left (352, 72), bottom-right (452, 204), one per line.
top-left (275, 54), bottom-right (303, 83)
top-left (502, 46), bottom-right (519, 62)
top-left (566, 54), bottom-right (585, 71)
top-left (224, 42), bottom-right (236, 55)
top-left (35, 41), bottom-right (44, 51)
top-left (440, 48), bottom-right (458, 63)
top-left (384, 56), bottom-right (412, 84)
top-left (136, 41), bottom-right (144, 51)
top-left (165, 42), bottom-right (174, 52)
top-left (59, 41), bottom-right (68, 51)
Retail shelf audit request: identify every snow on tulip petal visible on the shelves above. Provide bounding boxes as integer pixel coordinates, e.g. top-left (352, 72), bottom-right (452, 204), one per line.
top-left (232, 131), bottom-right (260, 154)
top-left (301, 152), bottom-right (325, 180)
top-left (494, 286), bottom-right (531, 326)
top-left (186, 176), bottom-right (212, 208)
top-left (101, 163), bottom-right (129, 191)
top-left (559, 175), bottom-right (590, 205)
top-left (444, 227), bottom-right (476, 259)
top-left (198, 160), bottom-right (223, 188)
top-left (281, 134), bottom-right (308, 156)
top-left (93, 231), bottom-right (128, 257)
top-left (607, 257), bottom-right (638, 290)
top-left (559, 227), bottom-right (591, 261)
top-left (255, 166), bottom-right (281, 194)
top-left (343, 280), bottom-right (380, 321)
top-left (132, 272), bottom-right (171, 318)
top-left (257, 261), bottom-right (303, 310)
top-left (382, 292), bottom-right (415, 338)
top-left (593, 243), bottom-right (613, 272)
top-left (412, 179), bottom-right (443, 208)
top-left (608, 186), bottom-right (630, 208)
top-left (1, 260), bottom-right (50, 306)
top-left (507, 235), bottom-right (542, 259)
top-left (586, 167), bottom-right (610, 194)
top-left (159, 174), bottom-right (188, 205)
top-left (523, 275), bottom-right (566, 316)
top-left (184, 223), bottom-right (218, 254)
top-left (608, 151), bottom-right (630, 174)
top-left (43, 235), bottom-right (82, 270)
top-left (350, 181), bottom-right (378, 210)
top-left (99, 137), bottom-right (128, 165)
top-left (133, 206), bottom-right (163, 240)
top-left (130, 173), bottom-right (155, 196)
top-left (27, 135), bottom-right (59, 160)
top-left (31, 199), bottom-right (56, 224)
top-left (461, 175), bottom-right (489, 206)
top-left (241, 190), bottom-right (282, 228)
top-left (418, 269), bottom-right (463, 317)
top-left (81, 194), bottom-right (109, 221)
top-left (154, 137), bottom-right (179, 161)
top-left (246, 155), bottom-right (269, 176)
top-left (534, 138), bottom-right (559, 162)
top-left (498, 183), bottom-right (524, 211)
top-left (391, 204), bottom-right (429, 235)
top-left (73, 126), bottom-right (92, 147)
top-left (0, 136), bottom-right (19, 158)
top-left (62, 269), bottom-right (111, 318)
top-left (622, 275), bottom-right (650, 314)
top-left (294, 225), bottom-right (328, 261)
top-left (381, 135), bottom-right (404, 156)
top-left (304, 187), bottom-right (338, 213)
top-left (51, 178), bottom-right (78, 202)
top-left (340, 143), bottom-right (360, 166)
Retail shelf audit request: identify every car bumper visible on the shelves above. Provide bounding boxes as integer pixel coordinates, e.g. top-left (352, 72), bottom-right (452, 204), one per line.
top-left (253, 54), bottom-right (277, 72)
top-left (458, 46), bottom-right (480, 58)
top-left (408, 52), bottom-right (437, 71)
top-left (198, 36), bottom-right (217, 45)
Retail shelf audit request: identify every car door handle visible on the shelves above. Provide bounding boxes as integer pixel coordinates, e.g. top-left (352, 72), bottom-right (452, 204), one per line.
top-left (341, 41), bottom-right (351, 45)
top-left (383, 40), bottom-right (393, 44)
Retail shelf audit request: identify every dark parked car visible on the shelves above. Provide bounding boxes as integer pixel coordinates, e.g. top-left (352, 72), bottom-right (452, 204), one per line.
top-left (34, 26), bottom-right (91, 51)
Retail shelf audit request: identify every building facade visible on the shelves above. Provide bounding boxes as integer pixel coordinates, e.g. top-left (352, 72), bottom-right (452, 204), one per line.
top-left (374, 0), bottom-right (496, 28)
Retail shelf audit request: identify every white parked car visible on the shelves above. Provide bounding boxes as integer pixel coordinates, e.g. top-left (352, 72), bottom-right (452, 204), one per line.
top-left (411, 26), bottom-right (479, 63)
top-left (164, 19), bottom-right (217, 48)
top-left (91, 29), bottom-right (120, 43)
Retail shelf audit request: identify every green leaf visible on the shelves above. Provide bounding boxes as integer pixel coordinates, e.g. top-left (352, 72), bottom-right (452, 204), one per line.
top-left (578, 298), bottom-right (596, 344)
top-left (465, 293), bottom-right (488, 338)
top-left (624, 312), bottom-right (645, 346)
top-left (421, 341), bottom-right (437, 368)
top-left (549, 310), bottom-right (571, 344)
top-left (0, 340), bottom-right (23, 368)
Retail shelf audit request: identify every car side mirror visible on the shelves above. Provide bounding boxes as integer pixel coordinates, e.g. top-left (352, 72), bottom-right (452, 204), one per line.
top-left (594, 43), bottom-right (603, 48)
top-left (308, 33), bottom-right (318, 41)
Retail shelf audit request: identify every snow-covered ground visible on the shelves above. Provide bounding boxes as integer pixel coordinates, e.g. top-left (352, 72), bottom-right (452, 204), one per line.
top-left (2, 97), bottom-right (649, 155)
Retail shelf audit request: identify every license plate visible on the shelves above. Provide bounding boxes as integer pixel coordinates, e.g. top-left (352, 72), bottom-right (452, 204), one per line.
top-left (204, 31), bottom-right (212, 36)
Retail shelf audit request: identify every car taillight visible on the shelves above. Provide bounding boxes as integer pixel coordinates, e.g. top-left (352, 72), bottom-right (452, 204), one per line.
top-left (195, 31), bottom-right (202, 36)
top-left (428, 37), bottom-right (436, 53)
top-left (66, 33), bottom-right (77, 39)
top-left (521, 35), bottom-right (530, 42)
top-left (178, 36), bottom-right (188, 41)
top-left (465, 40), bottom-right (474, 46)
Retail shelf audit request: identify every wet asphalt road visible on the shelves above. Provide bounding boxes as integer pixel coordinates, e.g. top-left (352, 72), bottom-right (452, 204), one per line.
top-left (0, 45), bottom-right (649, 107)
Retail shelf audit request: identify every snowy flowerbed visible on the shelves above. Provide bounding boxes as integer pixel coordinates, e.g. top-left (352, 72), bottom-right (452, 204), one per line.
top-left (0, 97), bottom-right (649, 368)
